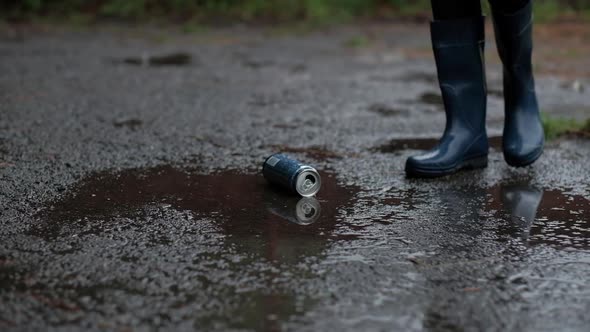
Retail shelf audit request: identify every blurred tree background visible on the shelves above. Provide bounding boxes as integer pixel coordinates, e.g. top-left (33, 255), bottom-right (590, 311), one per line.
top-left (1, 0), bottom-right (589, 23)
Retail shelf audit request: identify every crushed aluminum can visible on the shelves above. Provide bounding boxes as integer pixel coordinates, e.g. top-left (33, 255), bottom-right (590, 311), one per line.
top-left (262, 154), bottom-right (321, 197)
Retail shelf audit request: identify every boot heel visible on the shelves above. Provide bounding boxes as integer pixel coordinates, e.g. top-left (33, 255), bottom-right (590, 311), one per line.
top-left (463, 156), bottom-right (488, 170)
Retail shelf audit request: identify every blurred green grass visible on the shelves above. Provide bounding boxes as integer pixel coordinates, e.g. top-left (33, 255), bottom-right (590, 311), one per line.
top-left (3, 0), bottom-right (590, 24)
top-left (542, 114), bottom-right (590, 140)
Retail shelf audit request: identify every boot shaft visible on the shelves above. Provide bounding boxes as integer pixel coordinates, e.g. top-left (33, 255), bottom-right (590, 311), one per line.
top-left (492, 1), bottom-right (537, 111)
top-left (430, 16), bottom-right (487, 134)
top-left (492, 1), bottom-right (535, 87)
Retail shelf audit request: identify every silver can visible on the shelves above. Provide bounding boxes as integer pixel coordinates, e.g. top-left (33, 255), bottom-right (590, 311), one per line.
top-left (262, 154), bottom-right (321, 197)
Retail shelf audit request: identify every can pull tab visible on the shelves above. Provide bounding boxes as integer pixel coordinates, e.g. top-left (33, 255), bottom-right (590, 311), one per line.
top-left (302, 177), bottom-right (315, 191)
top-left (299, 201), bottom-right (316, 217)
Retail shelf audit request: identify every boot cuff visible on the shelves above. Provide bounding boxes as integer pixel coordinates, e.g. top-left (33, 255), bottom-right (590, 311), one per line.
top-left (492, 0), bottom-right (533, 36)
top-left (430, 16), bottom-right (485, 48)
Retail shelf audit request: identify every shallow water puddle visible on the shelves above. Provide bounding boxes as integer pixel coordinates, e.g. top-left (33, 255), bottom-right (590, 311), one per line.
top-left (33, 165), bottom-right (359, 259)
top-left (24, 166), bottom-right (361, 329)
top-left (487, 184), bottom-right (590, 249)
top-left (32, 165), bottom-right (589, 252)
top-left (384, 183), bottom-right (589, 250)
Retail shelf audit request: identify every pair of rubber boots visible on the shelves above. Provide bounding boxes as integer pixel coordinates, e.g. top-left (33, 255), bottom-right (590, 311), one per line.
top-left (405, 2), bottom-right (544, 178)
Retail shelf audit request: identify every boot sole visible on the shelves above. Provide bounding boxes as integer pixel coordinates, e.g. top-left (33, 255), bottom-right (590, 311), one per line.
top-left (504, 147), bottom-right (543, 168)
top-left (405, 155), bottom-right (488, 178)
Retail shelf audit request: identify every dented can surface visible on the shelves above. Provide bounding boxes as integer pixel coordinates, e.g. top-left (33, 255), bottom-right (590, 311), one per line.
top-left (262, 154), bottom-right (321, 197)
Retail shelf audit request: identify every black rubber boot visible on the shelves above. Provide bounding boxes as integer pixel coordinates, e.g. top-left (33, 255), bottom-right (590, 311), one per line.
top-left (492, 1), bottom-right (544, 167)
top-left (405, 16), bottom-right (488, 178)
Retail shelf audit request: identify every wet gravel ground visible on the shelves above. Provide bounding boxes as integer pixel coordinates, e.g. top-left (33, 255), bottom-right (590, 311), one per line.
top-left (1, 23), bottom-right (589, 331)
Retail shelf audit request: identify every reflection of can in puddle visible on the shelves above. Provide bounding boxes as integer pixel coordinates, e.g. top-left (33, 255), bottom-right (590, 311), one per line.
top-left (269, 197), bottom-right (322, 225)
top-left (262, 154), bottom-right (321, 197)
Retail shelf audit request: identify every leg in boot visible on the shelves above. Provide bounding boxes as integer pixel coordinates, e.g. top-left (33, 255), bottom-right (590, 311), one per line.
top-left (491, 0), bottom-right (544, 167)
top-left (431, 0), bottom-right (482, 20)
top-left (405, 15), bottom-right (489, 178)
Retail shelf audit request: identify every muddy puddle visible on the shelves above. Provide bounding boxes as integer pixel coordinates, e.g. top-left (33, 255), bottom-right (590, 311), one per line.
top-left (396, 183), bottom-right (589, 250)
top-left (32, 164), bottom-right (588, 253)
top-left (32, 165), bottom-right (359, 260)
top-left (487, 184), bottom-right (590, 249)
top-left (20, 167), bottom-right (590, 330)
top-left (20, 165), bottom-right (365, 330)
top-left (425, 183), bottom-right (590, 250)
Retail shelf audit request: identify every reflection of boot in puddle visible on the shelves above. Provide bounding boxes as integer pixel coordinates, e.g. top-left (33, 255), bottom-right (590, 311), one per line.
top-left (267, 197), bottom-right (322, 226)
top-left (501, 185), bottom-right (543, 241)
